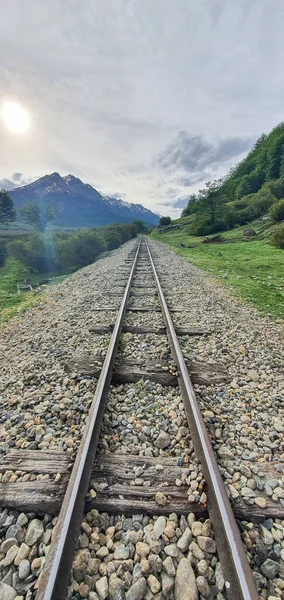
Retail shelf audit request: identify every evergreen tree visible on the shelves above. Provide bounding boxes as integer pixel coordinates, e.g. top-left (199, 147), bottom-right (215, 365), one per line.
top-left (0, 190), bottom-right (16, 223)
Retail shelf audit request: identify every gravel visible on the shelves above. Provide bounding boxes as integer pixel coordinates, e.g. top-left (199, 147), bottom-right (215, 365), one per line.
top-left (1, 237), bottom-right (283, 598)
top-left (0, 242), bottom-right (138, 599)
top-left (147, 239), bottom-right (284, 598)
top-left (70, 512), bottom-right (219, 600)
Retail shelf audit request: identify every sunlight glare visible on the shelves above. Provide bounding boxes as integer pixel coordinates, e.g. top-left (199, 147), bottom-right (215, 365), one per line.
top-left (1, 101), bottom-right (30, 134)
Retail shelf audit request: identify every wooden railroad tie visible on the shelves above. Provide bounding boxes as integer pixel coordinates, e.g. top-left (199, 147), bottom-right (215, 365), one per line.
top-left (89, 324), bottom-right (210, 336)
top-left (92, 306), bottom-right (192, 312)
top-left (65, 356), bottom-right (230, 387)
top-left (0, 450), bottom-right (283, 521)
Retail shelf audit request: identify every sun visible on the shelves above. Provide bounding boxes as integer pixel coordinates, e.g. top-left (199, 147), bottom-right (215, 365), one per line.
top-left (1, 101), bottom-right (30, 134)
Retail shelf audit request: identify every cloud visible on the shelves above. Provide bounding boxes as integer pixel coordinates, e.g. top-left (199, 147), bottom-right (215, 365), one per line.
top-left (158, 196), bottom-right (189, 209)
top-left (1, 1), bottom-right (284, 217)
top-left (0, 173), bottom-right (31, 190)
top-left (157, 131), bottom-right (254, 174)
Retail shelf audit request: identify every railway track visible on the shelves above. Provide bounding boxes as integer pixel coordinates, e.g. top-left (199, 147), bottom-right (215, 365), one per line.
top-left (0, 239), bottom-right (261, 599)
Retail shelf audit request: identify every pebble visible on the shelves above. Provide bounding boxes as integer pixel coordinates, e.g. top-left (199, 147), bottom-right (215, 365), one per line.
top-left (155, 492), bottom-right (167, 506)
top-left (164, 544), bottom-right (178, 558)
top-left (95, 576), bottom-right (109, 600)
top-left (25, 519), bottom-right (44, 546)
top-left (109, 577), bottom-right (126, 600)
top-left (254, 497), bottom-right (267, 508)
top-left (153, 517), bottom-right (166, 539)
top-left (155, 431), bottom-right (171, 449)
top-left (163, 556), bottom-right (175, 577)
top-left (136, 542), bottom-right (150, 557)
top-left (96, 546), bottom-right (109, 558)
top-left (147, 574), bottom-right (160, 593)
top-left (18, 560), bottom-right (30, 580)
top-left (177, 528), bottom-right (192, 552)
top-left (196, 575), bottom-right (211, 598)
top-left (259, 525), bottom-right (274, 546)
top-left (196, 536), bottom-right (216, 554)
top-left (0, 582), bottom-right (17, 600)
top-left (161, 571), bottom-right (174, 595)
top-left (113, 546), bottom-right (129, 560)
top-left (260, 559), bottom-right (280, 579)
top-left (175, 558), bottom-right (198, 600)
top-left (126, 577), bottom-right (146, 600)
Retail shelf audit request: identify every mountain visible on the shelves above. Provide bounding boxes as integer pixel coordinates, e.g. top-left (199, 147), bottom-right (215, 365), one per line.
top-left (9, 172), bottom-right (159, 228)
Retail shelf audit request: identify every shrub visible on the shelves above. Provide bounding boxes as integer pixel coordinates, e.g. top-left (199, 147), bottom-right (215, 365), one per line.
top-left (103, 228), bottom-right (122, 250)
top-left (0, 240), bottom-right (7, 267)
top-left (132, 220), bottom-right (147, 233)
top-left (159, 216), bottom-right (171, 227)
top-left (55, 230), bottom-right (107, 271)
top-left (0, 190), bottom-right (16, 223)
top-left (270, 224), bottom-right (284, 248)
top-left (269, 199), bottom-right (284, 223)
top-left (252, 190), bottom-right (275, 215)
top-left (189, 213), bottom-right (212, 236)
top-left (8, 234), bottom-right (50, 272)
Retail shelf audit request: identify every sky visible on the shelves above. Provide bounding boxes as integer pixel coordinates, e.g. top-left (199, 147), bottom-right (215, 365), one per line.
top-left (1, 0), bottom-right (284, 218)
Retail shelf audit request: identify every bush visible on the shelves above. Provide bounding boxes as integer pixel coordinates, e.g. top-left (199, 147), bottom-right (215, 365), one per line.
top-left (132, 220), bottom-right (146, 233)
top-left (159, 216), bottom-right (171, 227)
top-left (270, 224), bottom-right (284, 248)
top-left (55, 230), bottom-right (107, 271)
top-left (0, 190), bottom-right (16, 223)
top-left (189, 213), bottom-right (212, 236)
top-left (269, 199), bottom-right (284, 223)
top-left (103, 228), bottom-right (122, 250)
top-left (0, 240), bottom-right (7, 267)
top-left (252, 190), bottom-right (275, 215)
top-left (224, 204), bottom-right (257, 228)
top-left (6, 221), bottom-right (140, 275)
top-left (8, 234), bottom-right (51, 272)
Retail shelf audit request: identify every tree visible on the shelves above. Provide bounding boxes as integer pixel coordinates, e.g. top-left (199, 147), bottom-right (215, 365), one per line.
top-left (0, 190), bottom-right (16, 223)
top-left (269, 199), bottom-right (284, 223)
top-left (0, 240), bottom-right (7, 267)
top-left (103, 227), bottom-right (122, 250)
top-left (182, 194), bottom-right (199, 216)
top-left (8, 234), bottom-right (49, 272)
top-left (132, 220), bottom-right (147, 233)
top-left (55, 230), bottom-right (107, 271)
top-left (21, 202), bottom-right (56, 232)
top-left (265, 134), bottom-right (284, 181)
top-left (159, 216), bottom-right (171, 227)
top-left (270, 224), bottom-right (284, 249)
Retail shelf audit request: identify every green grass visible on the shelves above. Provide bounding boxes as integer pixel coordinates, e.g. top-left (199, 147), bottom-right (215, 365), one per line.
top-left (151, 221), bottom-right (284, 319)
top-left (0, 259), bottom-right (69, 324)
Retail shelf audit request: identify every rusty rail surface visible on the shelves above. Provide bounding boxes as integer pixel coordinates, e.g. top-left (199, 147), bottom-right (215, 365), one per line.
top-left (145, 239), bottom-right (259, 600)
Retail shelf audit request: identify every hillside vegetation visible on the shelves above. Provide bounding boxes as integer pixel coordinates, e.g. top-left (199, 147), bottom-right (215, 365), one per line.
top-left (0, 220), bottom-right (145, 322)
top-left (152, 219), bottom-right (283, 318)
top-left (152, 123), bottom-right (284, 318)
top-left (182, 122), bottom-right (284, 246)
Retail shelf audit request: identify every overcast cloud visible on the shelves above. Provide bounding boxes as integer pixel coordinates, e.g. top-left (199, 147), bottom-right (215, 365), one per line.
top-left (1, 0), bottom-right (284, 217)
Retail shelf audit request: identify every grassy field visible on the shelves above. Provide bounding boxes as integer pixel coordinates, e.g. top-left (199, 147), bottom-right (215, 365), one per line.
top-left (151, 219), bottom-right (284, 319)
top-left (0, 258), bottom-right (68, 324)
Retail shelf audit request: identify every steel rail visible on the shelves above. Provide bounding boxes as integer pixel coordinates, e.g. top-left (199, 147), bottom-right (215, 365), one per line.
top-left (36, 240), bottom-right (141, 600)
top-left (145, 239), bottom-right (259, 600)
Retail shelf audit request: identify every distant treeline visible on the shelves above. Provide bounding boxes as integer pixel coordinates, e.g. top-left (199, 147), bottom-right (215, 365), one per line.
top-left (182, 122), bottom-right (284, 242)
top-left (0, 220), bottom-right (146, 272)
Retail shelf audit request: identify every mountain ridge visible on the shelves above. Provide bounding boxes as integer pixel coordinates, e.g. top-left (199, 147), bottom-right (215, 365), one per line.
top-left (9, 172), bottom-right (159, 228)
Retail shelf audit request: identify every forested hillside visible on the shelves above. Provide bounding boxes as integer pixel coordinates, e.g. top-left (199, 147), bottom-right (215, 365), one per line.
top-left (182, 123), bottom-right (284, 237)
